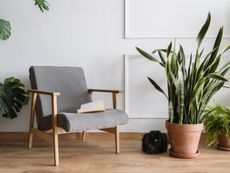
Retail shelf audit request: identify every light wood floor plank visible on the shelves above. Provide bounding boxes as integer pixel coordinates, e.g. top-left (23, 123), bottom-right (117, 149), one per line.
top-left (0, 133), bottom-right (229, 173)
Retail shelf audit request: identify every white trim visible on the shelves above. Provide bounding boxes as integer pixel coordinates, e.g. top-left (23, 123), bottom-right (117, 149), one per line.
top-left (124, 55), bottom-right (168, 118)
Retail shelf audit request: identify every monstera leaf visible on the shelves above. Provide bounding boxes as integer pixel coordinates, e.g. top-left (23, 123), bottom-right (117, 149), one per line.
top-left (34, 0), bottom-right (49, 12)
top-left (0, 19), bottom-right (11, 40)
top-left (0, 77), bottom-right (29, 119)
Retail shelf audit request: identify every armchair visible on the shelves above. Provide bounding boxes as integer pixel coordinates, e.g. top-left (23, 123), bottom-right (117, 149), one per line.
top-left (28, 66), bottom-right (129, 166)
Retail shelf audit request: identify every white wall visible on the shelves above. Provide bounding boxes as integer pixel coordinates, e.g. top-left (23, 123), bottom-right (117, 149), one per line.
top-left (0, 0), bottom-right (230, 132)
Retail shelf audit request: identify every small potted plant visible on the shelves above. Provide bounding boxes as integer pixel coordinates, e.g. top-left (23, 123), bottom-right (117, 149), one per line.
top-left (0, 77), bottom-right (29, 119)
top-left (136, 13), bottom-right (230, 158)
top-left (204, 103), bottom-right (230, 150)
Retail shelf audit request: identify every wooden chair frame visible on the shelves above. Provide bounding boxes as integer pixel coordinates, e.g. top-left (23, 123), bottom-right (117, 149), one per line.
top-left (28, 89), bottom-right (120, 166)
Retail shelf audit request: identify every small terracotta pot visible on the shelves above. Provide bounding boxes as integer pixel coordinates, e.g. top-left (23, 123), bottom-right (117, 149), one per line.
top-left (165, 121), bottom-right (203, 158)
top-left (217, 134), bottom-right (230, 150)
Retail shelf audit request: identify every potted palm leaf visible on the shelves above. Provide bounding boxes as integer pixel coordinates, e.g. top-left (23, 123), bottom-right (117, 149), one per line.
top-left (204, 103), bottom-right (230, 150)
top-left (136, 13), bottom-right (230, 158)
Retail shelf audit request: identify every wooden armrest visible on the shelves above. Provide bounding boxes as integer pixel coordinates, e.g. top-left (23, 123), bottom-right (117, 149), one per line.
top-left (88, 89), bottom-right (120, 94)
top-left (88, 89), bottom-right (120, 109)
top-left (28, 89), bottom-right (61, 96)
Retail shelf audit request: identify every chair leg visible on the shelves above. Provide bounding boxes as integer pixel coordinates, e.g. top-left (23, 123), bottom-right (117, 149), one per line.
top-left (53, 132), bottom-right (59, 166)
top-left (115, 127), bottom-right (120, 154)
top-left (82, 131), bottom-right (86, 141)
top-left (28, 93), bottom-right (37, 149)
top-left (51, 95), bottom-right (59, 166)
top-left (28, 131), bottom-right (33, 149)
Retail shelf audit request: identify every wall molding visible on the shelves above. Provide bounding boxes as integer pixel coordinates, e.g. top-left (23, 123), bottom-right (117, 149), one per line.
top-left (124, 55), bottom-right (168, 119)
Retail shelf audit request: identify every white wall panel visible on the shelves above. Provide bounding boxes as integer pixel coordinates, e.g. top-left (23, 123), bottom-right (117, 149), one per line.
top-left (125, 0), bottom-right (230, 38)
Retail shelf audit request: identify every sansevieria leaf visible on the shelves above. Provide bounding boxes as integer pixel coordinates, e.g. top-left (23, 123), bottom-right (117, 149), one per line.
top-left (207, 73), bottom-right (228, 81)
top-left (136, 47), bottom-right (159, 62)
top-left (136, 47), bottom-right (164, 66)
top-left (147, 77), bottom-right (168, 98)
top-left (196, 12), bottom-right (211, 49)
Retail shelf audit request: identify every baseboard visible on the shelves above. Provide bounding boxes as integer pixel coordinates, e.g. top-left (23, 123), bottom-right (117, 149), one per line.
top-left (0, 132), bottom-right (145, 143)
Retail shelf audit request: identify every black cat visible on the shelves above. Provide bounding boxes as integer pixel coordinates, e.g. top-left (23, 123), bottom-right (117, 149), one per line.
top-left (142, 130), bottom-right (168, 154)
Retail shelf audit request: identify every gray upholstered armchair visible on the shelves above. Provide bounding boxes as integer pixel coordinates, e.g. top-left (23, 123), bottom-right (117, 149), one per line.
top-left (28, 66), bottom-right (129, 166)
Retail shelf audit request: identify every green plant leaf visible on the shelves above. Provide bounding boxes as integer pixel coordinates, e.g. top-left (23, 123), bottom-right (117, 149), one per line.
top-left (203, 103), bottom-right (230, 146)
top-left (167, 42), bottom-right (172, 57)
top-left (147, 77), bottom-right (168, 98)
top-left (0, 19), bottom-right (11, 40)
top-left (34, 0), bottom-right (49, 12)
top-left (196, 12), bottom-right (211, 49)
top-left (207, 26), bottom-right (223, 67)
top-left (158, 50), bottom-right (166, 65)
top-left (136, 47), bottom-right (164, 66)
top-left (207, 73), bottom-right (228, 81)
top-left (0, 77), bottom-right (29, 119)
top-left (152, 49), bottom-right (167, 54)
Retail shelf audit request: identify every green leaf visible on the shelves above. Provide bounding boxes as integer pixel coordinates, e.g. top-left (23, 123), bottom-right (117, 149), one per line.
top-left (34, 0), bottom-right (49, 12)
top-left (0, 77), bottom-right (29, 119)
top-left (158, 50), bottom-right (166, 65)
top-left (167, 42), bottom-right (172, 57)
top-left (147, 77), bottom-right (168, 98)
top-left (196, 12), bottom-right (211, 49)
top-left (152, 49), bottom-right (167, 54)
top-left (207, 26), bottom-right (223, 65)
top-left (207, 73), bottom-right (228, 82)
top-left (0, 19), bottom-right (11, 40)
top-left (136, 47), bottom-right (164, 66)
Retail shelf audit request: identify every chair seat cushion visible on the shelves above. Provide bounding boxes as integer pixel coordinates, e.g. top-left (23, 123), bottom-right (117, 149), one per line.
top-left (37, 109), bottom-right (129, 132)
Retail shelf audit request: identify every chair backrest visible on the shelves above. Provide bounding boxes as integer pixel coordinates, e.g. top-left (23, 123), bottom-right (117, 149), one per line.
top-left (29, 66), bottom-right (92, 122)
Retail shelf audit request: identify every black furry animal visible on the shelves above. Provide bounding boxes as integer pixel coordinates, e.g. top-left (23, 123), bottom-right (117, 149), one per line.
top-left (142, 130), bottom-right (168, 154)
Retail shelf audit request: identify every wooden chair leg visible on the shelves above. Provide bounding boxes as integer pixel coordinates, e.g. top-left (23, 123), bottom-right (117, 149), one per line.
top-left (52, 95), bottom-right (59, 166)
top-left (53, 133), bottom-right (59, 166)
top-left (82, 131), bottom-right (86, 141)
top-left (28, 130), bottom-right (33, 149)
top-left (28, 93), bottom-right (37, 149)
top-left (115, 127), bottom-right (120, 154)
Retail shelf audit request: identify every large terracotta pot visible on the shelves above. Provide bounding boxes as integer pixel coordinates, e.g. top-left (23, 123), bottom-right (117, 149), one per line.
top-left (165, 121), bottom-right (203, 158)
top-left (217, 134), bottom-right (230, 151)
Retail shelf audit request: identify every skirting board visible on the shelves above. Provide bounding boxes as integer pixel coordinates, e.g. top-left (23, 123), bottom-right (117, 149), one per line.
top-left (0, 132), bottom-right (144, 142)
top-left (0, 118), bottom-right (168, 133)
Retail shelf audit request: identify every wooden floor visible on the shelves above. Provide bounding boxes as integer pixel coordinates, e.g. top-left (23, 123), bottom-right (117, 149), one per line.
top-left (0, 133), bottom-right (230, 173)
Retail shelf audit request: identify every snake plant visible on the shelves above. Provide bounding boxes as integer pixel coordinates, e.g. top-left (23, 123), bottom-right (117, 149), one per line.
top-left (204, 103), bottom-right (230, 146)
top-left (0, 77), bottom-right (29, 119)
top-left (136, 13), bottom-right (230, 124)
top-left (0, 0), bottom-right (49, 41)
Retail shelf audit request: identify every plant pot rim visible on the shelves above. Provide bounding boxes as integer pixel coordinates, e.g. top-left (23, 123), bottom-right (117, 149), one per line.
top-left (165, 120), bottom-right (203, 132)
top-left (165, 120), bottom-right (203, 125)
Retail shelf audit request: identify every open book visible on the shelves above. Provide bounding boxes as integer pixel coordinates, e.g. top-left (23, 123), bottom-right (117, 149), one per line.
top-left (77, 100), bottom-right (106, 113)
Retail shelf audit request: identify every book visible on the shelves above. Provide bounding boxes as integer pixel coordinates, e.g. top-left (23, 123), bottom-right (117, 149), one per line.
top-left (77, 100), bottom-right (106, 113)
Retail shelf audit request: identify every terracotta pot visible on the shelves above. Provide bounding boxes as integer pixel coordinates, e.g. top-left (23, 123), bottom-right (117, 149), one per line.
top-left (165, 121), bottom-right (203, 158)
top-left (217, 134), bottom-right (230, 151)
